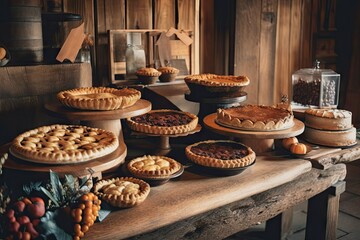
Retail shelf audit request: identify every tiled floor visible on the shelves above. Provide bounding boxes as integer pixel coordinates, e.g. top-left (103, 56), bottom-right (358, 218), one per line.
top-left (228, 160), bottom-right (360, 240)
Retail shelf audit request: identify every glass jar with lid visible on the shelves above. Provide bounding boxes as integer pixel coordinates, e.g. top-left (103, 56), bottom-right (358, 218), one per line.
top-left (292, 60), bottom-right (340, 108)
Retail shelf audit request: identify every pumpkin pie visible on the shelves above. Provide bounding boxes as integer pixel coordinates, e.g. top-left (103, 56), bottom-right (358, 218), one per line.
top-left (185, 140), bottom-right (256, 168)
top-left (93, 177), bottom-right (150, 208)
top-left (57, 87), bottom-right (141, 111)
top-left (216, 104), bottom-right (294, 131)
top-left (9, 124), bottom-right (119, 164)
top-left (126, 109), bottom-right (198, 135)
top-left (127, 155), bottom-right (182, 178)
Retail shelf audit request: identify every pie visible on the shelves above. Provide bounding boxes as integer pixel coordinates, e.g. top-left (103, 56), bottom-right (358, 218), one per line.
top-left (136, 67), bottom-right (162, 84)
top-left (216, 104), bottom-right (294, 131)
top-left (126, 109), bottom-right (198, 135)
top-left (157, 67), bottom-right (179, 82)
top-left (184, 74), bottom-right (250, 97)
top-left (9, 124), bottom-right (119, 164)
top-left (304, 108), bottom-right (352, 130)
top-left (93, 177), bottom-right (150, 208)
top-left (304, 126), bottom-right (357, 147)
top-left (127, 155), bottom-right (182, 178)
top-left (57, 87), bottom-right (141, 110)
top-left (185, 140), bottom-right (256, 168)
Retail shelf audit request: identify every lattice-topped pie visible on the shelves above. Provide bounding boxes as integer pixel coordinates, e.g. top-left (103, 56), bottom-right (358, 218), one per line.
top-left (127, 155), bottom-right (182, 178)
top-left (93, 177), bottom-right (150, 208)
top-left (184, 74), bottom-right (250, 97)
top-left (57, 87), bottom-right (141, 110)
top-left (126, 109), bottom-right (198, 135)
top-left (216, 104), bottom-right (294, 131)
top-left (185, 140), bottom-right (256, 168)
top-left (9, 124), bottom-right (119, 164)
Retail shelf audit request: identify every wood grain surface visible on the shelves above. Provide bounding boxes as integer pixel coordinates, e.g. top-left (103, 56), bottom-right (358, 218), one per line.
top-left (84, 155), bottom-right (311, 239)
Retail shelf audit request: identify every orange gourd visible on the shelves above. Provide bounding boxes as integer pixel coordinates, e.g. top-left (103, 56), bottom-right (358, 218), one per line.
top-left (282, 137), bottom-right (299, 150)
top-left (290, 143), bottom-right (308, 155)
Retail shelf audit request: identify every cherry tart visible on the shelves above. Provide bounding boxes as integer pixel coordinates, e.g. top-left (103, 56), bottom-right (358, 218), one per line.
top-left (127, 155), bottom-right (182, 178)
top-left (57, 87), bottom-right (141, 110)
top-left (126, 109), bottom-right (198, 135)
top-left (93, 177), bottom-right (150, 208)
top-left (185, 140), bottom-right (256, 168)
top-left (9, 124), bottom-right (119, 164)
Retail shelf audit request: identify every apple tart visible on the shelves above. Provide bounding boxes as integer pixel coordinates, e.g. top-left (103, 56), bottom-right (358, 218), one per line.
top-left (184, 74), bottom-right (250, 97)
top-left (9, 124), bottom-right (119, 164)
top-left (57, 87), bottom-right (141, 110)
top-left (127, 155), bottom-right (182, 178)
top-left (185, 140), bottom-right (256, 168)
top-left (126, 109), bottom-right (198, 135)
top-left (216, 105), bottom-right (294, 131)
top-left (93, 177), bottom-right (150, 208)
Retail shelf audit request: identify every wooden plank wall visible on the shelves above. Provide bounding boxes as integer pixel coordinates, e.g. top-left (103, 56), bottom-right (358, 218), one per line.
top-left (61, 0), bottom-right (197, 86)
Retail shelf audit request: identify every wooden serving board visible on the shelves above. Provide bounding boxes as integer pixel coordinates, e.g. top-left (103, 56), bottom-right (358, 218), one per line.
top-left (1, 142), bottom-right (127, 179)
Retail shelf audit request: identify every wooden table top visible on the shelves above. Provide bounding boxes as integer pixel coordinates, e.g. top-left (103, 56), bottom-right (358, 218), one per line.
top-left (85, 155), bottom-right (311, 239)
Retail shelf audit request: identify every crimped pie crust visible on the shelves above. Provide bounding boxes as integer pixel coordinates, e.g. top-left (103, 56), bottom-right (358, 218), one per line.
top-left (305, 108), bottom-right (352, 130)
top-left (136, 67), bottom-right (162, 77)
top-left (93, 177), bottom-right (150, 208)
top-left (57, 87), bottom-right (141, 111)
top-left (216, 105), bottom-right (294, 131)
top-left (126, 109), bottom-right (199, 135)
top-left (127, 155), bottom-right (182, 178)
top-left (184, 74), bottom-right (250, 87)
top-left (9, 124), bottom-right (119, 164)
top-left (185, 140), bottom-right (256, 168)
top-left (157, 67), bottom-right (179, 74)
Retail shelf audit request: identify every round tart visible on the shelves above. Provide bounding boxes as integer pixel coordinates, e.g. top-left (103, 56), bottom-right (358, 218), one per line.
top-left (126, 109), bottom-right (198, 135)
top-left (136, 67), bottom-right (161, 84)
top-left (185, 140), bottom-right (256, 168)
top-left (216, 105), bottom-right (294, 131)
top-left (57, 87), bottom-right (141, 110)
top-left (184, 74), bottom-right (250, 97)
top-left (304, 108), bottom-right (352, 130)
top-left (127, 155), bottom-right (182, 178)
top-left (9, 124), bottom-right (119, 164)
top-left (93, 177), bottom-right (150, 208)
top-left (157, 67), bottom-right (179, 82)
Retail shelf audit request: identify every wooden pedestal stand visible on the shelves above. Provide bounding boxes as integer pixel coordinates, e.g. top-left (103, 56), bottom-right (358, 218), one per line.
top-left (203, 113), bottom-right (305, 153)
top-left (44, 99), bottom-right (152, 142)
top-left (0, 141), bottom-right (127, 184)
top-left (185, 92), bottom-right (247, 120)
top-left (131, 125), bottom-right (202, 155)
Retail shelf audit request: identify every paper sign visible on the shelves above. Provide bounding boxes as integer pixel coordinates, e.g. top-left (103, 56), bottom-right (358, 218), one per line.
top-left (166, 27), bottom-right (193, 46)
top-left (56, 23), bottom-right (86, 63)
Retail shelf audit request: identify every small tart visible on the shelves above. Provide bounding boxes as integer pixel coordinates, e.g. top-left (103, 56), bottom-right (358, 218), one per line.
top-left (126, 109), bottom-right (198, 135)
top-left (184, 74), bottom-right (250, 87)
top-left (157, 67), bottom-right (180, 82)
top-left (185, 140), bottom-right (256, 168)
top-left (157, 67), bottom-right (179, 74)
top-left (216, 105), bottom-right (294, 131)
top-left (93, 177), bottom-right (150, 208)
top-left (304, 108), bottom-right (352, 130)
top-left (9, 124), bottom-right (119, 164)
top-left (57, 87), bottom-right (141, 110)
top-left (136, 67), bottom-right (162, 77)
top-left (127, 155), bottom-right (182, 178)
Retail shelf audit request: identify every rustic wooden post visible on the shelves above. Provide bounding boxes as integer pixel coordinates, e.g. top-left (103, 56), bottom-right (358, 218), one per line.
top-left (305, 181), bottom-right (346, 240)
top-left (265, 209), bottom-right (293, 239)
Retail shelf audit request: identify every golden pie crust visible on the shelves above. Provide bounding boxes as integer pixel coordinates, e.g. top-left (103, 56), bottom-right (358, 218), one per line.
top-left (185, 140), bottom-right (256, 168)
top-left (304, 108), bottom-right (352, 130)
top-left (184, 74), bottom-right (250, 87)
top-left (127, 155), bottom-right (182, 178)
top-left (126, 109), bottom-right (198, 135)
top-left (9, 124), bottom-right (119, 164)
top-left (216, 105), bottom-right (294, 131)
top-left (136, 68), bottom-right (161, 77)
top-left (157, 67), bottom-right (179, 74)
top-left (93, 177), bottom-right (150, 208)
top-left (57, 87), bottom-right (141, 111)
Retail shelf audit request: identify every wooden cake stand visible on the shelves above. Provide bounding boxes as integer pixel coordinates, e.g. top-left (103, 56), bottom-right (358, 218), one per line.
top-left (0, 141), bottom-right (127, 180)
top-left (44, 99), bottom-right (152, 142)
top-left (185, 92), bottom-right (247, 120)
top-left (203, 113), bottom-right (305, 153)
top-left (130, 125), bottom-right (202, 155)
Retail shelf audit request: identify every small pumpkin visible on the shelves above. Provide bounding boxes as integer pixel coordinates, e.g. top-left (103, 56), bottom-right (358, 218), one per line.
top-left (290, 143), bottom-right (308, 155)
top-left (282, 137), bottom-right (299, 150)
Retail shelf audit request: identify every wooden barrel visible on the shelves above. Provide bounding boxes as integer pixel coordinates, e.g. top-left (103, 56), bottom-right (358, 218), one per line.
top-left (0, 0), bottom-right (43, 65)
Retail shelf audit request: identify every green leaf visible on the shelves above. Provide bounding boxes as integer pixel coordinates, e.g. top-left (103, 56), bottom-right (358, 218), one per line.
top-left (49, 170), bottom-right (65, 203)
top-left (64, 174), bottom-right (76, 192)
top-left (38, 209), bottom-right (73, 240)
top-left (40, 186), bottom-right (59, 207)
